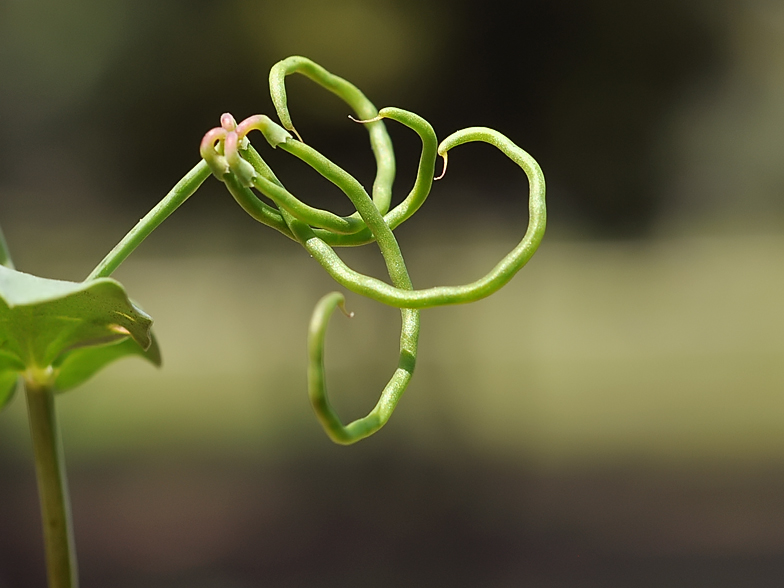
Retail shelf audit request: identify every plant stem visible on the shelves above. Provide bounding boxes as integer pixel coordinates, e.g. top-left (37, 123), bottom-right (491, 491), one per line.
top-left (0, 220), bottom-right (14, 269)
top-left (25, 381), bottom-right (78, 588)
top-left (86, 159), bottom-right (211, 280)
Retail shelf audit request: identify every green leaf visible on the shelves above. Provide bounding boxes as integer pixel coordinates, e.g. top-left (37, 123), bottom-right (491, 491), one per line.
top-left (0, 265), bottom-right (159, 394)
top-left (54, 333), bottom-right (161, 392)
top-left (0, 371), bottom-right (18, 412)
top-left (0, 349), bottom-right (23, 411)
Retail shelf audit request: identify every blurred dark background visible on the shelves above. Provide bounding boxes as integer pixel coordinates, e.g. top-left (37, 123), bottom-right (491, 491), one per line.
top-left (2, 0), bottom-right (784, 586)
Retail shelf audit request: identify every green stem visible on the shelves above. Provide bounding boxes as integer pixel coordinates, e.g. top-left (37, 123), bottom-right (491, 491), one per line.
top-left (86, 159), bottom-right (211, 280)
top-left (0, 220), bottom-right (14, 269)
top-left (25, 381), bottom-right (78, 588)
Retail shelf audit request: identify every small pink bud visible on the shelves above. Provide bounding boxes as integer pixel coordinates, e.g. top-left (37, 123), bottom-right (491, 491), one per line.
top-left (220, 113), bottom-right (237, 132)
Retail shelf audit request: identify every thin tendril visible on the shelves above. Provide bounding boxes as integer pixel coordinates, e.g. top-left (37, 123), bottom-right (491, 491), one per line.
top-left (434, 151), bottom-right (448, 181)
top-left (197, 57), bottom-right (547, 443)
top-left (229, 132), bottom-right (419, 445)
top-left (269, 56), bottom-right (395, 216)
top-left (217, 107), bottom-right (438, 247)
top-left (295, 128), bottom-right (546, 308)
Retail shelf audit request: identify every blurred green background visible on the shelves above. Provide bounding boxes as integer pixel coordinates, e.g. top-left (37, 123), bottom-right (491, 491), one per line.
top-left (2, 0), bottom-right (784, 586)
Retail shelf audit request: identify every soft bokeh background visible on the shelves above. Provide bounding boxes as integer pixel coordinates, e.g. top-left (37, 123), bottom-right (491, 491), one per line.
top-left (2, 0), bottom-right (784, 586)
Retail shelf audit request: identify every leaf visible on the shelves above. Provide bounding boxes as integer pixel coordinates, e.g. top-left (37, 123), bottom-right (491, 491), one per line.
top-left (0, 349), bottom-right (23, 411)
top-left (0, 265), bottom-right (160, 395)
top-left (54, 333), bottom-right (161, 392)
top-left (0, 371), bottom-right (18, 412)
